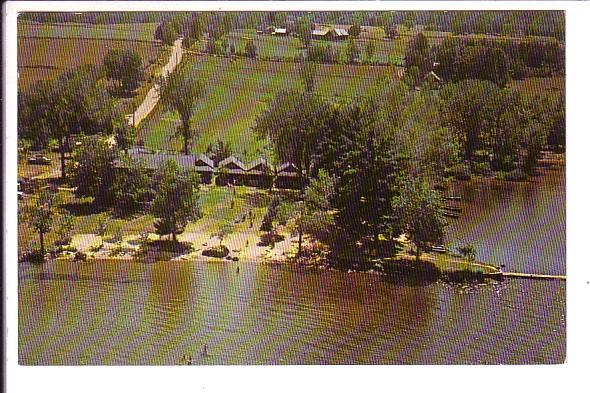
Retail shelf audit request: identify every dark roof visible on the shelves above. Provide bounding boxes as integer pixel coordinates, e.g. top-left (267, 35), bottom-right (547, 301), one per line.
top-left (246, 157), bottom-right (272, 172)
top-left (194, 153), bottom-right (214, 168)
top-left (116, 150), bottom-right (195, 170)
top-left (218, 156), bottom-right (246, 170)
top-left (276, 162), bottom-right (299, 174)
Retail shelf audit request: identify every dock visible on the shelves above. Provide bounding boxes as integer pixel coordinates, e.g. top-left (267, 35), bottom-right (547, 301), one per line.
top-left (502, 272), bottom-right (566, 281)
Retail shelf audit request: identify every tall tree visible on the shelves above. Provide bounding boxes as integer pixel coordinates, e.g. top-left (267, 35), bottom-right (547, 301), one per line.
top-left (279, 169), bottom-right (335, 257)
top-left (299, 61), bottom-right (316, 92)
top-left (365, 39), bottom-right (376, 63)
top-left (254, 89), bottom-right (332, 190)
top-left (25, 189), bottom-right (59, 257)
top-left (440, 79), bottom-right (498, 162)
top-left (151, 160), bottom-right (201, 242)
top-left (70, 136), bottom-right (118, 207)
top-left (390, 178), bottom-right (446, 262)
top-left (405, 32), bottom-right (430, 75)
top-left (296, 16), bottom-right (314, 49)
top-left (346, 39), bottom-right (360, 64)
top-left (19, 66), bottom-right (116, 179)
top-left (115, 119), bottom-right (136, 154)
top-left (103, 49), bottom-right (143, 94)
top-left (160, 67), bottom-right (206, 155)
top-left (348, 23), bottom-right (361, 38)
top-left (245, 40), bottom-right (257, 59)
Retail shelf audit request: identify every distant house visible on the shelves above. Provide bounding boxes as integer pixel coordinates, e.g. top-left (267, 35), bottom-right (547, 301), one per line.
top-left (216, 156), bottom-right (247, 186)
top-left (194, 154), bottom-right (215, 184)
top-left (267, 27), bottom-right (288, 36)
top-left (312, 25), bottom-right (349, 41)
top-left (245, 157), bottom-right (273, 188)
top-left (275, 162), bottom-right (301, 190)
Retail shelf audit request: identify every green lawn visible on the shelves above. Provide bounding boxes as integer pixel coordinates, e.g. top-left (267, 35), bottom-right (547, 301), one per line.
top-left (139, 56), bottom-right (401, 162)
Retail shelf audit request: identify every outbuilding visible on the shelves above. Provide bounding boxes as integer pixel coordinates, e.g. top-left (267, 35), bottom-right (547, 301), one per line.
top-left (194, 154), bottom-right (215, 184)
top-left (275, 162), bottom-right (302, 190)
top-left (245, 157), bottom-right (274, 188)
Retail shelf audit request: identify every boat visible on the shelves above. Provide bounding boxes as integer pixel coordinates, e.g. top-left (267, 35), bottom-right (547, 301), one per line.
top-left (430, 245), bottom-right (448, 253)
top-left (443, 212), bottom-right (460, 218)
top-left (443, 196), bottom-right (462, 201)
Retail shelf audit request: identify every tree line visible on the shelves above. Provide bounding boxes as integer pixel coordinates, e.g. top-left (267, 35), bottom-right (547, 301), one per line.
top-left (252, 62), bottom-right (564, 259)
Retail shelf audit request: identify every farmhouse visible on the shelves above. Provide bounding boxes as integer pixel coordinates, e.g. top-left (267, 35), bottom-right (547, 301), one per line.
top-left (275, 162), bottom-right (302, 190)
top-left (312, 25), bottom-right (349, 41)
top-left (216, 156), bottom-right (247, 186)
top-left (194, 154), bottom-right (215, 184)
top-left (245, 157), bottom-right (273, 188)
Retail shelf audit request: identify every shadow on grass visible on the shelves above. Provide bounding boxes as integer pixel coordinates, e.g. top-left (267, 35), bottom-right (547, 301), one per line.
top-left (61, 201), bottom-right (104, 216)
top-left (133, 239), bottom-right (193, 263)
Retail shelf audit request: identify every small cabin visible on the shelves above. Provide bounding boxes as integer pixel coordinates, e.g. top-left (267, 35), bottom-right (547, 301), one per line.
top-left (194, 154), bottom-right (215, 184)
top-left (216, 156), bottom-right (247, 186)
top-left (275, 162), bottom-right (301, 190)
top-left (245, 157), bottom-right (273, 188)
top-left (312, 26), bottom-right (349, 41)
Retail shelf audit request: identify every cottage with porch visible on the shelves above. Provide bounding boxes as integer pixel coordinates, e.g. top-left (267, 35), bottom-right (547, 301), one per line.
top-left (216, 156), bottom-right (247, 186)
top-left (275, 162), bottom-right (302, 189)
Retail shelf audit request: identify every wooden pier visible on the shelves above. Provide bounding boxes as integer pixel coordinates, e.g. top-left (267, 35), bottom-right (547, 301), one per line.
top-left (502, 272), bottom-right (566, 281)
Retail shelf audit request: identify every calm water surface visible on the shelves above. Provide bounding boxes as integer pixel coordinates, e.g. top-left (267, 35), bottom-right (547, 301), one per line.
top-left (18, 166), bottom-right (566, 365)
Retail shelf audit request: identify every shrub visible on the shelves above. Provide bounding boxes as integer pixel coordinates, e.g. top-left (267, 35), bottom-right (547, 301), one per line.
top-left (202, 245), bottom-right (230, 258)
top-left (21, 250), bottom-right (45, 264)
top-left (74, 251), bottom-right (87, 262)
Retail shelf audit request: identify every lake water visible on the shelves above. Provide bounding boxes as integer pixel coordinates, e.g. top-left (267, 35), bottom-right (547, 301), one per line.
top-left (18, 165), bottom-right (566, 365)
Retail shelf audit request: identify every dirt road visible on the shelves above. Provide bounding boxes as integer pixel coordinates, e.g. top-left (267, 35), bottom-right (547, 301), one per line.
top-left (127, 37), bottom-right (184, 127)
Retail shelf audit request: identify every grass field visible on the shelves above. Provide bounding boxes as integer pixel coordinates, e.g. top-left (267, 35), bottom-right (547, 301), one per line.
top-left (18, 20), bottom-right (160, 41)
top-left (138, 56), bottom-right (403, 162)
top-left (18, 36), bottom-right (164, 92)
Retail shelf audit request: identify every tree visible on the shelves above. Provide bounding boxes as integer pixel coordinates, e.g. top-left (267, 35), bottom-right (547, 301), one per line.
top-left (162, 22), bottom-right (177, 45)
top-left (365, 39), bottom-right (376, 63)
top-left (299, 61), bottom-right (316, 92)
top-left (296, 16), bottom-right (314, 48)
top-left (25, 189), bottom-right (59, 257)
top-left (440, 80), bottom-right (499, 162)
top-left (348, 23), bottom-right (361, 38)
top-left (215, 223), bottom-right (233, 247)
top-left (69, 136), bottom-right (118, 207)
top-left (405, 32), bottom-right (430, 75)
top-left (151, 160), bottom-right (201, 242)
top-left (185, 15), bottom-right (204, 45)
top-left (115, 120), bottom-right (136, 154)
top-left (346, 39), bottom-right (360, 64)
top-left (384, 21), bottom-right (398, 39)
top-left (279, 169), bottom-right (335, 257)
top-left (390, 178), bottom-right (446, 262)
top-left (160, 67), bottom-right (206, 155)
top-left (19, 66), bottom-right (117, 180)
top-left (113, 156), bottom-right (154, 216)
top-left (254, 89), bottom-right (333, 190)
top-left (244, 40), bottom-right (257, 59)
top-left (206, 139), bottom-right (232, 166)
top-left (206, 38), bottom-right (220, 54)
